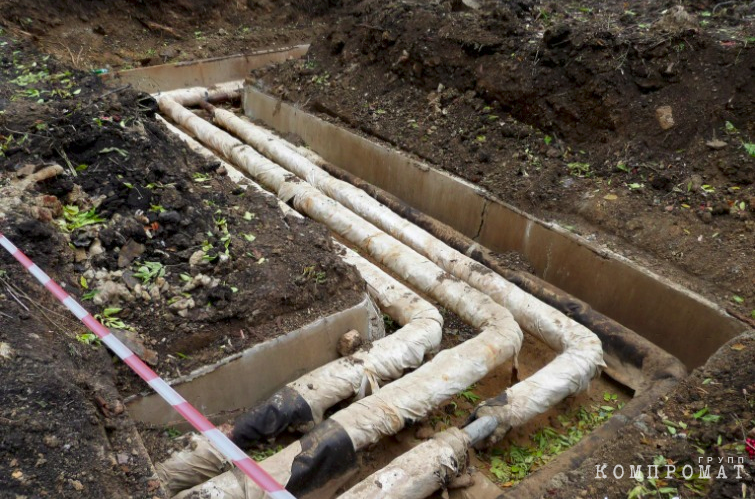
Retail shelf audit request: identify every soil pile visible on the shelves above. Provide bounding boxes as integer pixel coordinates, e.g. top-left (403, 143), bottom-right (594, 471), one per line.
top-left (257, 0), bottom-right (755, 319)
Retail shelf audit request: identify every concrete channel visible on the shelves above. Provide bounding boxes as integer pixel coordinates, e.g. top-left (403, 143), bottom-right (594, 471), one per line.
top-left (103, 48), bottom-right (749, 498)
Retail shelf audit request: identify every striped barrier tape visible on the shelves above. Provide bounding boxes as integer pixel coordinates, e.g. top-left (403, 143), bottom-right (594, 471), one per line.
top-left (0, 232), bottom-right (295, 499)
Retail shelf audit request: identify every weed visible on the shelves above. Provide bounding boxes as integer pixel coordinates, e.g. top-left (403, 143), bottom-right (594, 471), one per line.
top-left (94, 307), bottom-right (132, 331)
top-left (312, 72), bottom-right (330, 86)
top-left (59, 205), bottom-right (105, 231)
top-left (302, 266), bottom-right (326, 284)
top-left (250, 445), bottom-right (283, 461)
top-left (567, 162), bottom-right (591, 178)
top-left (616, 162), bottom-right (630, 173)
top-left (192, 172), bottom-right (210, 183)
top-left (133, 261), bottom-right (165, 285)
top-left (742, 142), bottom-right (755, 157)
top-left (76, 332), bottom-right (100, 346)
top-left (486, 398), bottom-right (620, 485)
top-left (165, 427), bottom-right (182, 439)
top-left (382, 313), bottom-right (396, 332)
top-left (99, 147), bottom-right (129, 158)
top-left (627, 456), bottom-right (678, 498)
top-left (149, 204), bottom-right (166, 213)
top-left (459, 386), bottom-right (481, 404)
top-left (693, 406), bottom-right (721, 424)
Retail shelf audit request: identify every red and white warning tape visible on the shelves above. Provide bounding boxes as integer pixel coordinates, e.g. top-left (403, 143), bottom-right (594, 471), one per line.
top-left (0, 233), bottom-right (294, 499)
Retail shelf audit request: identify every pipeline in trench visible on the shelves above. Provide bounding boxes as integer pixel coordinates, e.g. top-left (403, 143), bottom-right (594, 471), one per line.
top-left (118, 83), bottom-right (703, 499)
top-left (83, 47), bottom-right (743, 494)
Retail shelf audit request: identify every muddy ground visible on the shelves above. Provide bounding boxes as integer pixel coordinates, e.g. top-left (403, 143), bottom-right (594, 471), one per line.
top-left (255, 0), bottom-right (755, 322)
top-left (0, 28), bottom-right (362, 496)
top-left (1, 0), bottom-right (754, 497)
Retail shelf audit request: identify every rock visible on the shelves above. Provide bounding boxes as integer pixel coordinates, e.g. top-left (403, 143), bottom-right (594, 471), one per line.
top-left (43, 434), bottom-right (60, 448)
top-left (654, 6), bottom-right (696, 33)
top-left (149, 284), bottom-right (161, 302)
top-left (337, 329), bottom-right (363, 356)
top-left (110, 328), bottom-right (159, 366)
top-left (700, 211), bottom-right (713, 224)
top-left (117, 239), bottom-right (145, 268)
top-left (93, 281), bottom-right (132, 306)
top-left (189, 250), bottom-right (206, 267)
top-left (705, 139), bottom-right (727, 150)
top-left (74, 248), bottom-right (88, 262)
top-left (159, 47), bottom-right (179, 61)
top-left (88, 239), bottom-right (105, 257)
top-left (71, 226), bottom-right (97, 248)
top-left (116, 453), bottom-right (129, 465)
top-left (121, 270), bottom-right (140, 290)
top-left (69, 479), bottom-right (84, 491)
top-left (655, 106), bottom-right (675, 130)
top-left (158, 210), bottom-right (181, 225)
top-left (688, 174), bottom-right (703, 193)
top-left (169, 297), bottom-right (195, 312)
top-left (0, 342), bottom-right (14, 361)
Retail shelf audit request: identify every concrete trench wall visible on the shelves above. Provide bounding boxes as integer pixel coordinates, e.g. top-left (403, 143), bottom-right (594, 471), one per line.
top-left (125, 294), bottom-right (378, 427)
top-left (102, 45), bottom-right (309, 94)
top-left (242, 85), bottom-right (745, 369)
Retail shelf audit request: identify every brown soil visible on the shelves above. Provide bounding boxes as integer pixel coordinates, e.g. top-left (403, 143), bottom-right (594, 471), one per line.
top-left (547, 332), bottom-right (755, 499)
top-left (0, 28), bottom-right (362, 496)
top-left (254, 0), bottom-right (755, 319)
top-left (0, 0), bottom-right (313, 71)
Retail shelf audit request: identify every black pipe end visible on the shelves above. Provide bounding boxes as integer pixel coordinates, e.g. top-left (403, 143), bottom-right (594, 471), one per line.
top-left (231, 386), bottom-right (314, 449)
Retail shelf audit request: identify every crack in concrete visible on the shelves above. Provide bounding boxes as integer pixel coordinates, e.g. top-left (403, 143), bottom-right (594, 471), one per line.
top-left (473, 199), bottom-right (489, 241)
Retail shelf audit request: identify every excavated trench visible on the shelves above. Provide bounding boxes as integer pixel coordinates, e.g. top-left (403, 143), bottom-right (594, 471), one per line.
top-left (111, 50), bottom-right (747, 498)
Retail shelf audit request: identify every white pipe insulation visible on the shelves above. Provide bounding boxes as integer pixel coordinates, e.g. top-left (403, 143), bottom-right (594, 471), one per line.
top-left (158, 97), bottom-right (523, 498)
top-left (339, 416), bottom-right (499, 499)
top-left (209, 109), bottom-right (604, 443)
top-left (155, 79), bottom-right (244, 107)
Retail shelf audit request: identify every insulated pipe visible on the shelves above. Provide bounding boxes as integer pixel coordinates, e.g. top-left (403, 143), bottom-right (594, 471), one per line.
top-left (156, 240), bottom-right (444, 494)
top-left (339, 417), bottom-right (498, 499)
top-left (233, 245), bottom-right (444, 446)
top-left (159, 97), bottom-right (523, 498)
top-left (278, 142), bottom-right (687, 393)
top-left (207, 108), bottom-right (604, 443)
top-left (154, 80), bottom-right (243, 107)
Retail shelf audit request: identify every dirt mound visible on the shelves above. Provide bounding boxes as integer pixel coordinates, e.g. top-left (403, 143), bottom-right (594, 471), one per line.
top-left (256, 0), bottom-right (755, 319)
top-left (0, 34), bottom-right (364, 495)
top-left (547, 331), bottom-right (755, 498)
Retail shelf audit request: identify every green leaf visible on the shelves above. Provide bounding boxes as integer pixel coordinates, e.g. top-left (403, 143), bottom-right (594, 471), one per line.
top-left (243, 211), bottom-right (255, 221)
top-left (243, 233), bottom-right (256, 242)
top-left (732, 295), bottom-right (744, 304)
top-left (102, 307), bottom-right (121, 317)
top-left (99, 147), bottom-right (129, 158)
top-left (180, 273), bottom-right (192, 282)
top-left (80, 276), bottom-right (88, 289)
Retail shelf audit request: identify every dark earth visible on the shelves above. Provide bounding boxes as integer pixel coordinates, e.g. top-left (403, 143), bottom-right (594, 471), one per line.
top-left (1, 0), bottom-right (753, 497)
